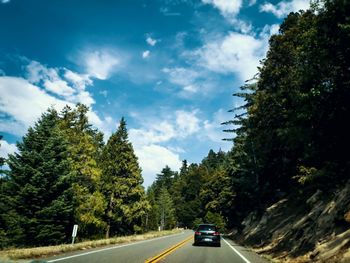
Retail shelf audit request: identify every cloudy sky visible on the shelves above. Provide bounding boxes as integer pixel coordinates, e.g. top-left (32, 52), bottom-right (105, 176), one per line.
top-left (0, 0), bottom-right (310, 187)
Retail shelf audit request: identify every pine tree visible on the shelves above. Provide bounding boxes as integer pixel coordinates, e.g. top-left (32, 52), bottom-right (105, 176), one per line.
top-left (3, 109), bottom-right (74, 246)
top-left (157, 187), bottom-right (176, 230)
top-left (101, 118), bottom-right (149, 237)
top-left (59, 104), bottom-right (106, 237)
top-left (155, 166), bottom-right (175, 193)
top-left (144, 186), bottom-right (160, 231)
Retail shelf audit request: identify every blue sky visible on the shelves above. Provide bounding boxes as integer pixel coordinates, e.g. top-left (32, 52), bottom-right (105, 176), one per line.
top-left (0, 0), bottom-right (310, 187)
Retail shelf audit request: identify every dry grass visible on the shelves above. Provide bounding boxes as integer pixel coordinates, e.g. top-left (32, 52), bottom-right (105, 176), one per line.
top-left (0, 229), bottom-right (183, 261)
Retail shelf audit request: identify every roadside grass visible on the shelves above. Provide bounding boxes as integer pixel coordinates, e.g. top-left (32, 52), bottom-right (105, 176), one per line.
top-left (0, 229), bottom-right (183, 261)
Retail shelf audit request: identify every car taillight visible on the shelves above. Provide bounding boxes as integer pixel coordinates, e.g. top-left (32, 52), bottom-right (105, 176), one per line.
top-left (195, 231), bottom-right (201, 235)
top-left (214, 232), bottom-right (220, 236)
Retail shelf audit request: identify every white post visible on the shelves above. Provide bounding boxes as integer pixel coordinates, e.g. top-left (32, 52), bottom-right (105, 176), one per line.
top-left (72, 224), bottom-right (78, 244)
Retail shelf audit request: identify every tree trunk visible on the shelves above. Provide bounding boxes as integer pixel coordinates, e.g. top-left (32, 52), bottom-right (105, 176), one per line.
top-left (106, 223), bottom-right (110, 239)
top-left (105, 193), bottom-right (114, 239)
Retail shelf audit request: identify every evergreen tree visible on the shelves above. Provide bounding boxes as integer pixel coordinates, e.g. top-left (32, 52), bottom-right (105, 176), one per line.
top-left (3, 109), bottom-right (74, 246)
top-left (59, 104), bottom-right (106, 237)
top-left (174, 164), bottom-right (205, 228)
top-left (155, 166), bottom-right (175, 193)
top-left (0, 137), bottom-right (11, 247)
top-left (101, 118), bottom-right (149, 237)
top-left (144, 187), bottom-right (160, 231)
top-left (157, 187), bottom-right (176, 230)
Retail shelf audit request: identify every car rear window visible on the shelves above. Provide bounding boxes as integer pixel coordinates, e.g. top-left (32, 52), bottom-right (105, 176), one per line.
top-left (197, 225), bottom-right (217, 231)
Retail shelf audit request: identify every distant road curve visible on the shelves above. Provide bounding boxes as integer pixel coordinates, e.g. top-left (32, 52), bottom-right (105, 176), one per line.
top-left (42, 230), bottom-right (269, 263)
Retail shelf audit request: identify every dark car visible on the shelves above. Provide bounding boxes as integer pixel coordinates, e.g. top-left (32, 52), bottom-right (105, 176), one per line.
top-left (193, 224), bottom-right (221, 247)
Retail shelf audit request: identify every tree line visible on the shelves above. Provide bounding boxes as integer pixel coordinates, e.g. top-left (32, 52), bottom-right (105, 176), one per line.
top-left (0, 104), bottom-right (149, 247)
top-left (144, 0), bottom-right (350, 233)
top-left (0, 0), bottom-right (349, 249)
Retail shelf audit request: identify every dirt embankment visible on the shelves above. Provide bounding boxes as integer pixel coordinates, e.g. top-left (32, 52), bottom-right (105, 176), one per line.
top-left (231, 181), bottom-right (350, 263)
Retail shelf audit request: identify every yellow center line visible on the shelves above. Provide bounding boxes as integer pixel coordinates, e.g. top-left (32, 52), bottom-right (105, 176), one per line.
top-left (144, 235), bottom-right (193, 263)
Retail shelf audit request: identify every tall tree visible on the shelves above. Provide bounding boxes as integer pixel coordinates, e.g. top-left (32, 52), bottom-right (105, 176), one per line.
top-left (157, 187), bottom-right (176, 230)
top-left (155, 166), bottom-right (175, 193)
top-left (144, 186), bottom-right (160, 231)
top-left (59, 104), bottom-right (106, 237)
top-left (101, 118), bottom-right (149, 237)
top-left (3, 109), bottom-right (74, 246)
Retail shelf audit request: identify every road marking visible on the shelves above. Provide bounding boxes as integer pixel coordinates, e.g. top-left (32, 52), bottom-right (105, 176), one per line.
top-left (47, 232), bottom-right (185, 262)
top-left (144, 235), bottom-right (193, 263)
top-left (222, 237), bottom-right (251, 263)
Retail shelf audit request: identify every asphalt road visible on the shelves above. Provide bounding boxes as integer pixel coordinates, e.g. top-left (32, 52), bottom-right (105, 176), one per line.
top-left (41, 230), bottom-right (269, 263)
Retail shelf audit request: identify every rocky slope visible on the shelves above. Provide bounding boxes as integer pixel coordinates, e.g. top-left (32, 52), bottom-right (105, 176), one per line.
top-left (231, 181), bottom-right (350, 262)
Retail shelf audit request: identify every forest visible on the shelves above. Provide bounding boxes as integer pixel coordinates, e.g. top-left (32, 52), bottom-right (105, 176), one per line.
top-left (0, 0), bottom-right (349, 250)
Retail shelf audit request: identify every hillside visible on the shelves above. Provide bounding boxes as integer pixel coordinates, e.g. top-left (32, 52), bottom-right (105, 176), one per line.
top-left (231, 180), bottom-right (350, 262)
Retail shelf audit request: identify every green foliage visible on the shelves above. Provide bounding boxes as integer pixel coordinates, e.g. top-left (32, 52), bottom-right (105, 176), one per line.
top-left (157, 187), bottom-right (176, 230)
top-left (2, 0), bottom-right (349, 247)
top-left (192, 218), bottom-right (203, 228)
top-left (204, 212), bottom-right (226, 232)
top-left (101, 118), bottom-right (149, 237)
top-left (293, 166), bottom-right (318, 185)
top-left (144, 187), bottom-right (159, 231)
top-left (155, 166), bottom-right (176, 193)
top-left (59, 104), bottom-right (106, 237)
top-left (1, 106), bottom-right (149, 246)
top-left (1, 109), bottom-right (74, 247)
top-left (222, 0), bottom-right (350, 226)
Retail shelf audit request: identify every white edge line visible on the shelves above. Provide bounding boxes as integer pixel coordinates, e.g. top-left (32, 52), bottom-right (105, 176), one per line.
top-left (47, 232), bottom-right (185, 262)
top-left (222, 237), bottom-right (251, 263)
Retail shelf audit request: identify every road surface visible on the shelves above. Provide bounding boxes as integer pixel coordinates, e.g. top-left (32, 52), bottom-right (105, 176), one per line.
top-left (41, 230), bottom-right (269, 263)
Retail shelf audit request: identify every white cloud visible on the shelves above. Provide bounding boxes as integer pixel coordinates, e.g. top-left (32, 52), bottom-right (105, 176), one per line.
top-left (142, 50), bottom-right (150, 59)
top-left (128, 109), bottom-right (232, 186)
top-left (74, 90), bottom-right (95, 106)
top-left (193, 31), bottom-right (267, 81)
top-left (183, 85), bottom-right (198, 93)
top-left (260, 24), bottom-right (280, 38)
top-left (163, 67), bottom-right (199, 87)
top-left (176, 110), bottom-right (200, 137)
top-left (260, 0), bottom-right (310, 18)
top-left (162, 67), bottom-right (202, 95)
top-left (134, 144), bottom-right (181, 187)
top-left (129, 110), bottom-right (192, 187)
top-left (83, 50), bottom-right (120, 80)
top-left (230, 18), bottom-right (253, 34)
top-left (0, 76), bottom-right (111, 138)
top-left (25, 60), bottom-right (95, 106)
top-left (0, 76), bottom-right (73, 133)
top-left (202, 0), bottom-right (242, 16)
top-left (64, 70), bottom-right (92, 90)
top-left (130, 109), bottom-right (201, 147)
top-left (202, 0), bottom-right (251, 33)
top-left (26, 60), bottom-right (50, 83)
top-left (43, 79), bottom-right (75, 97)
top-left (0, 120), bottom-right (27, 136)
top-left (202, 109), bottom-right (233, 142)
top-left (248, 0), bottom-right (257, 6)
top-left (146, 36), bottom-right (157, 46)
top-left (129, 121), bottom-right (176, 147)
top-left (0, 139), bottom-right (17, 159)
